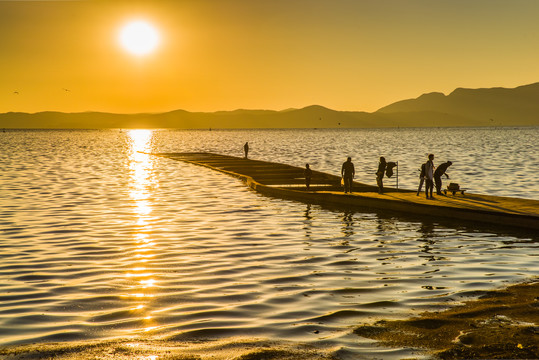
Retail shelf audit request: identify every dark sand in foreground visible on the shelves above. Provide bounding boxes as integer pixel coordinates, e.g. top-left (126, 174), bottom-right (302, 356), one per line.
top-left (2, 280), bottom-right (537, 360)
top-left (0, 339), bottom-right (337, 360)
top-left (357, 279), bottom-right (539, 359)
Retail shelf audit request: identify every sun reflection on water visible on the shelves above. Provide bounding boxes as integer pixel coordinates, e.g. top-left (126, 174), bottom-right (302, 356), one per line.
top-left (125, 129), bottom-right (159, 334)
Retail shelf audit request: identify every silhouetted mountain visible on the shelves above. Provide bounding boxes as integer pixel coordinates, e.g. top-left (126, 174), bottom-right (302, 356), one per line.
top-left (1, 82), bottom-right (538, 128)
top-left (377, 82), bottom-right (539, 126)
top-left (0, 107), bottom-right (377, 129)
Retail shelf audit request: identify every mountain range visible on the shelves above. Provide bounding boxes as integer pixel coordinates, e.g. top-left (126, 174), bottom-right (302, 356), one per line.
top-left (2, 82), bottom-right (538, 129)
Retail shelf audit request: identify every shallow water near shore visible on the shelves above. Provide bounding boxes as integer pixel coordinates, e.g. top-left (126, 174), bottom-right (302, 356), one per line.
top-left (1, 128), bottom-right (538, 358)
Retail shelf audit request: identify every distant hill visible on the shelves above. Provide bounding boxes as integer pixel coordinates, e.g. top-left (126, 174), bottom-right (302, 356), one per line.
top-left (1, 83), bottom-right (538, 128)
top-left (376, 82), bottom-right (539, 127)
top-left (0, 106), bottom-right (380, 129)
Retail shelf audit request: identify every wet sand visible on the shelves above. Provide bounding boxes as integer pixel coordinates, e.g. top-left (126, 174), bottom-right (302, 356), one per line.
top-left (356, 279), bottom-right (539, 359)
top-left (3, 281), bottom-right (537, 360)
top-left (0, 338), bottom-right (338, 360)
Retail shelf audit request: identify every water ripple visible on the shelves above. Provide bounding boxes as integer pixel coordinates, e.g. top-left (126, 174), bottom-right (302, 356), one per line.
top-left (0, 129), bottom-right (537, 358)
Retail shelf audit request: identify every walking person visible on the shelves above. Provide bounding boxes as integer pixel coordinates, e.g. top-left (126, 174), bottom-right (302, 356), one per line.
top-left (425, 154), bottom-right (435, 199)
top-left (341, 157), bottom-right (355, 193)
top-left (376, 156), bottom-right (386, 194)
top-left (304, 163), bottom-right (313, 190)
top-left (416, 162), bottom-right (426, 196)
top-left (243, 142), bottom-right (249, 159)
top-left (434, 161), bottom-right (452, 195)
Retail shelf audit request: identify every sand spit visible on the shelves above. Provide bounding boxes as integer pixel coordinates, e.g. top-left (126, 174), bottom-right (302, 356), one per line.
top-left (355, 279), bottom-right (539, 359)
top-left (152, 152), bottom-right (539, 230)
top-left (0, 339), bottom-right (338, 360)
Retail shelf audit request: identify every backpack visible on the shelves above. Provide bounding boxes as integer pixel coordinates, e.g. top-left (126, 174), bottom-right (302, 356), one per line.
top-left (420, 163), bottom-right (426, 178)
top-left (386, 162), bottom-right (397, 178)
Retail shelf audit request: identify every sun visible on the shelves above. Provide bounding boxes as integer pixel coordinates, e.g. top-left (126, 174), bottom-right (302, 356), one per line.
top-left (119, 20), bottom-right (160, 56)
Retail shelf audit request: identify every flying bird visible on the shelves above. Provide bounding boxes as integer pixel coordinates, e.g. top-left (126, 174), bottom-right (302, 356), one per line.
top-left (13, 91), bottom-right (19, 95)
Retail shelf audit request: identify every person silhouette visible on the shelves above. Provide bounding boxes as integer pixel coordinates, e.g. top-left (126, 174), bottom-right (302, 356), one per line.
top-left (417, 161), bottom-right (426, 195)
top-left (434, 161), bottom-right (452, 195)
top-left (341, 157), bottom-right (355, 193)
top-left (304, 163), bottom-right (313, 190)
top-left (425, 154), bottom-right (435, 199)
top-left (376, 156), bottom-right (386, 194)
top-left (243, 142), bottom-right (249, 159)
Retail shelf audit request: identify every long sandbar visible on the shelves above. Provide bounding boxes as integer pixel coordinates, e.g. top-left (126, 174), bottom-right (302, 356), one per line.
top-left (150, 152), bottom-right (539, 230)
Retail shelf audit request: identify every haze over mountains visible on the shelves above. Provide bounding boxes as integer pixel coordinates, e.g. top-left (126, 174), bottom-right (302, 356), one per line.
top-left (377, 82), bottom-right (539, 127)
top-left (2, 82), bottom-right (538, 129)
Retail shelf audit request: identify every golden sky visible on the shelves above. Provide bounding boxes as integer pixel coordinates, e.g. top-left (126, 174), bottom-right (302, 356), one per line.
top-left (1, 0), bottom-right (539, 114)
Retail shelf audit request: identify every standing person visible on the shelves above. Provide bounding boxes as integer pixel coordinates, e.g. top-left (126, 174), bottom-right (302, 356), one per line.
top-left (376, 156), bottom-right (386, 194)
top-left (434, 161), bottom-right (452, 195)
top-left (416, 162), bottom-right (426, 196)
top-left (304, 163), bottom-right (313, 190)
top-left (341, 157), bottom-right (355, 193)
top-left (425, 154), bottom-right (435, 199)
top-left (243, 142), bottom-right (249, 159)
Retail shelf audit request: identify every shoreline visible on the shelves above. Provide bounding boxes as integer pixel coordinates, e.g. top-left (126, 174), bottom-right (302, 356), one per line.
top-left (2, 280), bottom-right (537, 359)
top-left (0, 338), bottom-right (338, 360)
top-left (356, 279), bottom-right (539, 359)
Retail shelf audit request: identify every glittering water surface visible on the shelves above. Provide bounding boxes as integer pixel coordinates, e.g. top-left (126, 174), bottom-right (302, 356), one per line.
top-left (0, 128), bottom-right (538, 357)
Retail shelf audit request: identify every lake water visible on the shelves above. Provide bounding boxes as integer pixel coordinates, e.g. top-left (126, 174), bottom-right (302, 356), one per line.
top-left (1, 128), bottom-right (538, 358)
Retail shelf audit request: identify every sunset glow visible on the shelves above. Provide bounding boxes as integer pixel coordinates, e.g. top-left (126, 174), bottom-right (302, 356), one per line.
top-left (1, 1), bottom-right (539, 115)
top-left (119, 20), bottom-right (160, 56)
top-left (1, 1), bottom-right (537, 356)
